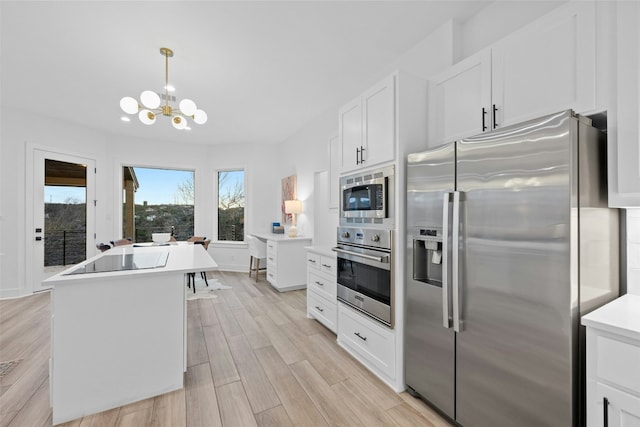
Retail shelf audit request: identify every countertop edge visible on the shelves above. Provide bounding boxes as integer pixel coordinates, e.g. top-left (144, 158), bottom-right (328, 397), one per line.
top-left (305, 245), bottom-right (336, 257)
top-left (581, 294), bottom-right (640, 341)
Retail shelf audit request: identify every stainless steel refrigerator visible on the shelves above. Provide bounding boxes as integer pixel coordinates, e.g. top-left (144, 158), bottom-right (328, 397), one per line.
top-left (405, 110), bottom-right (620, 426)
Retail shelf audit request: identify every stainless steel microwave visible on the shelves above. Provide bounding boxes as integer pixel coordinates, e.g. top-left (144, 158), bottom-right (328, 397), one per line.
top-left (340, 165), bottom-right (394, 227)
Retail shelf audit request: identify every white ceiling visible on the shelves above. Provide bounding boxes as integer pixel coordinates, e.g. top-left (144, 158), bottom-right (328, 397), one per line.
top-left (1, 1), bottom-right (491, 146)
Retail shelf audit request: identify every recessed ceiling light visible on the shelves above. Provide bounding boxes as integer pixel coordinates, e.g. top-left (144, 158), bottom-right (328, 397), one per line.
top-left (165, 84), bottom-right (175, 92)
top-left (185, 126), bottom-right (191, 131)
top-left (121, 116), bottom-right (131, 122)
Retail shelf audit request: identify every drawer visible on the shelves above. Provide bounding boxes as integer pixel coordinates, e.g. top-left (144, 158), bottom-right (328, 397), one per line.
top-left (319, 255), bottom-right (336, 276)
top-left (267, 241), bottom-right (277, 261)
top-left (338, 303), bottom-right (395, 379)
top-left (307, 252), bottom-right (320, 270)
top-left (596, 335), bottom-right (640, 391)
top-left (308, 270), bottom-right (336, 301)
top-left (308, 290), bottom-right (337, 333)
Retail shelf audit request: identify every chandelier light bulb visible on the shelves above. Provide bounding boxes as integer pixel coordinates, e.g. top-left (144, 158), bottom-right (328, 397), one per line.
top-left (119, 47), bottom-right (206, 129)
top-left (179, 99), bottom-right (197, 116)
top-left (120, 97), bottom-right (139, 114)
top-left (140, 90), bottom-right (161, 109)
top-left (139, 109), bottom-right (156, 125)
top-left (193, 109), bottom-right (208, 124)
top-left (172, 115), bottom-right (188, 130)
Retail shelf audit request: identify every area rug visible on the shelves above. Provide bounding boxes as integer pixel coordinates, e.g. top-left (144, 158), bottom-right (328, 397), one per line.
top-left (185, 276), bottom-right (232, 301)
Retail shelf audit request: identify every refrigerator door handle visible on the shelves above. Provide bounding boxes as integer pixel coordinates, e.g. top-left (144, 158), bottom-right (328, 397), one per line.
top-left (442, 192), bottom-right (452, 329)
top-left (452, 190), bottom-right (462, 332)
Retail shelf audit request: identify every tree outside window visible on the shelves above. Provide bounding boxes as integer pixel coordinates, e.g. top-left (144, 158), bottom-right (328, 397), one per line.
top-left (218, 170), bottom-right (245, 241)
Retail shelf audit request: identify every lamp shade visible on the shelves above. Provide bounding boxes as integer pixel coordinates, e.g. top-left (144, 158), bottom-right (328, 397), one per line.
top-left (284, 200), bottom-right (302, 214)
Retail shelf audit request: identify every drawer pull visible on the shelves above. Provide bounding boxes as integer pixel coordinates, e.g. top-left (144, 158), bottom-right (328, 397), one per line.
top-left (269, 257), bottom-right (274, 261)
top-left (603, 397), bottom-right (609, 427)
top-left (315, 306), bottom-right (324, 313)
top-left (315, 281), bottom-right (324, 286)
top-left (354, 332), bottom-right (367, 341)
top-left (308, 259), bottom-right (317, 263)
top-left (321, 263), bottom-right (331, 268)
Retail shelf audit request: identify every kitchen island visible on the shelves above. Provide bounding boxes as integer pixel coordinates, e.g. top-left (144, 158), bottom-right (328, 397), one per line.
top-left (43, 243), bottom-right (218, 425)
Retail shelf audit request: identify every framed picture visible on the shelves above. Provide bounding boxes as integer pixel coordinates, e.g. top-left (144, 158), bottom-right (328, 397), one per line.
top-left (281, 175), bottom-right (297, 223)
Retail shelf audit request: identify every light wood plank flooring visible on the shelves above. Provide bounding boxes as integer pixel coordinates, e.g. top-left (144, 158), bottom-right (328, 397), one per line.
top-left (0, 271), bottom-right (452, 426)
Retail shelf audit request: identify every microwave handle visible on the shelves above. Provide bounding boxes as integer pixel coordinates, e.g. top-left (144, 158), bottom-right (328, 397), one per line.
top-left (442, 192), bottom-right (451, 329)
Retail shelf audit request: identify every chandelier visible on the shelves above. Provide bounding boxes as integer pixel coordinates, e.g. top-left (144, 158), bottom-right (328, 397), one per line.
top-left (119, 47), bottom-right (207, 129)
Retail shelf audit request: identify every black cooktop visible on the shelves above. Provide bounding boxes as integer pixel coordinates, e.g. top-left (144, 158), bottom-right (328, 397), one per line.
top-left (64, 251), bottom-right (169, 275)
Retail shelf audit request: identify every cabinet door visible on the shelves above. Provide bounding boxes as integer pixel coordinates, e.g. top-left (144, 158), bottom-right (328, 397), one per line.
top-left (339, 97), bottom-right (362, 173)
top-left (362, 74), bottom-right (395, 167)
top-left (491, 1), bottom-right (595, 129)
top-left (594, 383), bottom-right (640, 427)
top-left (431, 50), bottom-right (491, 146)
top-left (610, 0), bottom-right (640, 206)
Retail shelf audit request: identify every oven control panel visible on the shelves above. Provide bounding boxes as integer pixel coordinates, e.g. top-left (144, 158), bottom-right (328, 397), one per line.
top-left (337, 227), bottom-right (391, 250)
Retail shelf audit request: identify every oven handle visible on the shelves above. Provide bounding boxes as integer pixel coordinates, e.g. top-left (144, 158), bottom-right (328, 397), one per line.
top-left (331, 247), bottom-right (389, 263)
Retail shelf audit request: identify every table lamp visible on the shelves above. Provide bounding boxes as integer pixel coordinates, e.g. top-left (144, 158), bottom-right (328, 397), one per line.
top-left (284, 200), bottom-right (302, 237)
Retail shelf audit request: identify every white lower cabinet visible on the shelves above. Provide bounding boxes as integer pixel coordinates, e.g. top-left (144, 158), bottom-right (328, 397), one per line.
top-left (582, 295), bottom-right (640, 427)
top-left (306, 248), bottom-right (337, 333)
top-left (337, 302), bottom-right (395, 384)
top-left (263, 236), bottom-right (312, 292)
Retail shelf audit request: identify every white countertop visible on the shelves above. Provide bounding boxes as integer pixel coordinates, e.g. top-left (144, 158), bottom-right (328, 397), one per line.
top-left (43, 243), bottom-right (218, 285)
top-left (252, 233), bottom-right (312, 242)
top-left (305, 245), bottom-right (336, 257)
top-left (581, 294), bottom-right (640, 341)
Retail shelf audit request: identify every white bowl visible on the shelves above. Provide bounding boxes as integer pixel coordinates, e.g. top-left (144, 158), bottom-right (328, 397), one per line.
top-left (152, 233), bottom-right (171, 243)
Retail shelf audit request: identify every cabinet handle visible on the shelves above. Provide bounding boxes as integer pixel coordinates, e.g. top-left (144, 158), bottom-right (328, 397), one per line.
top-left (360, 146), bottom-right (366, 163)
top-left (482, 107), bottom-right (488, 131)
top-left (315, 281), bottom-right (324, 286)
top-left (492, 104), bottom-right (498, 129)
top-left (603, 397), bottom-right (609, 427)
top-left (356, 147), bottom-right (360, 165)
top-left (354, 332), bottom-right (367, 341)
top-left (308, 259), bottom-right (316, 263)
top-left (315, 306), bottom-right (324, 313)
top-left (321, 263), bottom-right (331, 268)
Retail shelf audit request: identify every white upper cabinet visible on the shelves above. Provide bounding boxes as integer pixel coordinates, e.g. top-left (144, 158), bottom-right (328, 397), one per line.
top-left (431, 51), bottom-right (491, 146)
top-left (429, 1), bottom-right (596, 147)
top-left (362, 75), bottom-right (396, 168)
top-left (340, 74), bottom-right (396, 172)
top-left (491, 0), bottom-right (595, 128)
top-left (339, 98), bottom-right (363, 172)
top-left (329, 134), bottom-right (340, 208)
top-left (610, 1), bottom-right (640, 207)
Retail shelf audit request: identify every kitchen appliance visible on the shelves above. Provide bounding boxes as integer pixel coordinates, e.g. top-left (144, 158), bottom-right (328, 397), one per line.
top-left (65, 251), bottom-right (169, 275)
top-left (334, 227), bottom-right (393, 327)
top-left (340, 165), bottom-right (394, 228)
top-left (405, 110), bottom-right (620, 426)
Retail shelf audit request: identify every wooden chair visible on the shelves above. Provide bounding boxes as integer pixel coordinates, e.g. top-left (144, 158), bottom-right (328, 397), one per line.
top-left (247, 235), bottom-right (266, 282)
top-left (186, 236), bottom-right (211, 292)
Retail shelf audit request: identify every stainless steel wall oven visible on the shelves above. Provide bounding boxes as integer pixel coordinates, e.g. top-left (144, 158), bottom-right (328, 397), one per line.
top-left (333, 227), bottom-right (393, 327)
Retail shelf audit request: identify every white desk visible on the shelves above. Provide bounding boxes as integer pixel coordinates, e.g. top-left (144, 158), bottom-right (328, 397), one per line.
top-left (43, 243), bottom-right (217, 425)
top-left (252, 233), bottom-right (312, 292)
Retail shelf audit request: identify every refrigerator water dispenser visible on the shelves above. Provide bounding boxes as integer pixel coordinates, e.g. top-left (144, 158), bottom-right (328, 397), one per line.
top-left (412, 227), bottom-right (443, 287)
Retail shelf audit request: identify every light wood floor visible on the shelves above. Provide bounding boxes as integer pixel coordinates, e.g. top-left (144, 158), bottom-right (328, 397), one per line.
top-left (0, 271), bottom-right (452, 427)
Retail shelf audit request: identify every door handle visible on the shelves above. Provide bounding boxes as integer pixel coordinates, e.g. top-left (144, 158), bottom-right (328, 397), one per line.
top-left (442, 192), bottom-right (452, 329)
top-left (482, 107), bottom-right (488, 131)
top-left (452, 191), bottom-right (462, 333)
top-left (492, 104), bottom-right (498, 129)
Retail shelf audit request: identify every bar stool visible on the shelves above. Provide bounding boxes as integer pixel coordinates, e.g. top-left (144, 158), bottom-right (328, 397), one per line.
top-left (187, 236), bottom-right (210, 292)
top-left (247, 235), bottom-right (266, 282)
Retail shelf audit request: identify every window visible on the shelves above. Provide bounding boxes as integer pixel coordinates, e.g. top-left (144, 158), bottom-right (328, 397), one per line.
top-left (122, 166), bottom-right (195, 242)
top-left (217, 169), bottom-right (245, 241)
